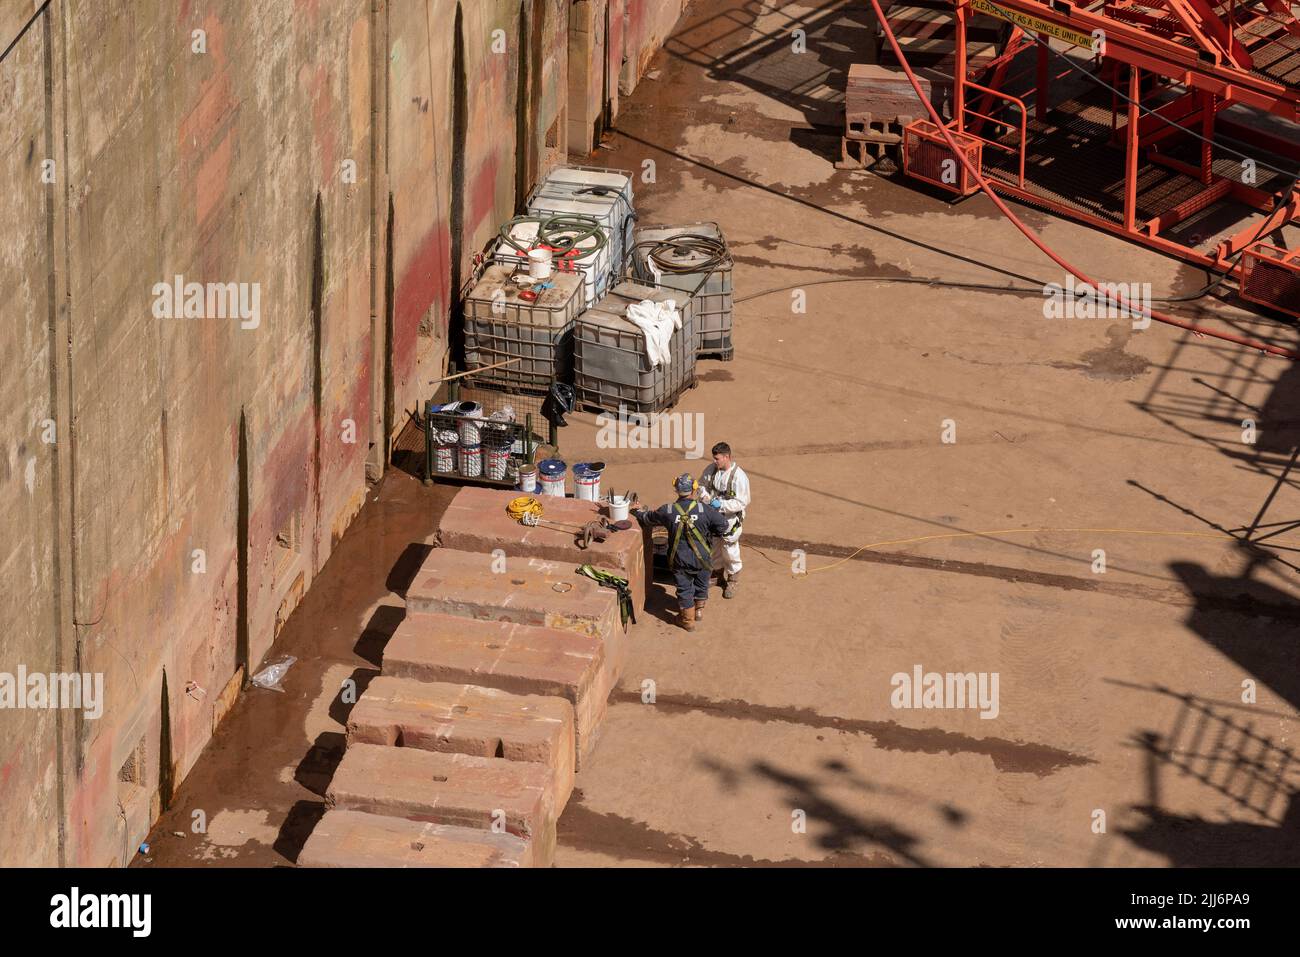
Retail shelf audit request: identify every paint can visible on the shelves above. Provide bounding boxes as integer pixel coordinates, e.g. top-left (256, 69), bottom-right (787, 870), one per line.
top-left (538, 458), bottom-right (566, 497)
top-left (517, 463), bottom-right (538, 493)
top-left (458, 443), bottom-right (482, 478)
top-left (456, 401), bottom-right (484, 445)
top-left (527, 247), bottom-right (553, 280)
top-left (433, 429), bottom-right (459, 474)
top-left (573, 462), bottom-right (604, 501)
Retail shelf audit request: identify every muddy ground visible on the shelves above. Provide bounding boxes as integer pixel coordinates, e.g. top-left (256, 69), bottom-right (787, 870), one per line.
top-left (142, 0), bottom-right (1300, 867)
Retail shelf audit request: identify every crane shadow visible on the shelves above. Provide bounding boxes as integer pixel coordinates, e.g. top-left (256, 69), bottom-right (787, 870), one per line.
top-left (1095, 682), bottom-right (1299, 866)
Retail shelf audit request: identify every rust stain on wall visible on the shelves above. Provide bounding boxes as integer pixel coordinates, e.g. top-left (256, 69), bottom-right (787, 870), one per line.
top-left (0, 0), bottom-right (686, 867)
top-left (468, 152), bottom-right (503, 244)
top-left (195, 129), bottom-right (233, 228)
top-left (305, 63), bottom-right (339, 176)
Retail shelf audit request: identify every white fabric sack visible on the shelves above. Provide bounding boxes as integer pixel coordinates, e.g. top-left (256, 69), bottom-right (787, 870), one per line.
top-left (625, 298), bottom-right (681, 368)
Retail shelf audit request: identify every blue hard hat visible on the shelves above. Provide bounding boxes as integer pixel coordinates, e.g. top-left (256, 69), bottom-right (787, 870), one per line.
top-left (674, 473), bottom-right (695, 495)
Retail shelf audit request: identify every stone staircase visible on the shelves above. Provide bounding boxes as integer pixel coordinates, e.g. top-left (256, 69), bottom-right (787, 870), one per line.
top-left (298, 487), bottom-right (646, 868)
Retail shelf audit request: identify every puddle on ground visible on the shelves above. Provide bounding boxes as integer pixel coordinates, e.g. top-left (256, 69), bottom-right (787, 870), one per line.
top-left (1052, 324), bottom-right (1152, 380)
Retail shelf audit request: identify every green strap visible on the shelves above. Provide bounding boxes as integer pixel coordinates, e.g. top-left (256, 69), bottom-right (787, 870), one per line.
top-left (705, 466), bottom-right (742, 538)
top-left (670, 502), bottom-right (712, 568)
top-left (576, 564), bottom-right (635, 628)
top-left (707, 464), bottom-right (739, 499)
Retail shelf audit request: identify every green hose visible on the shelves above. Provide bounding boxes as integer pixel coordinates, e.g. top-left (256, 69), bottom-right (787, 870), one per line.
top-left (499, 213), bottom-right (610, 256)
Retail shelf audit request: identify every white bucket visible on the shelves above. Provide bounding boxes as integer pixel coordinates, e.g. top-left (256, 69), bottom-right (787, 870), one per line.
top-left (484, 445), bottom-right (510, 481)
top-left (458, 444), bottom-right (482, 478)
top-left (481, 424), bottom-right (512, 481)
top-left (538, 458), bottom-right (566, 497)
top-left (458, 415), bottom-right (482, 445)
top-left (433, 430), bottom-right (458, 474)
top-left (606, 495), bottom-right (630, 522)
top-left (527, 247), bottom-right (553, 280)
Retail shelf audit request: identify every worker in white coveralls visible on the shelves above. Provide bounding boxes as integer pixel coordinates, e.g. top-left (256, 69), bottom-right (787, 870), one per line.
top-left (697, 441), bottom-right (750, 599)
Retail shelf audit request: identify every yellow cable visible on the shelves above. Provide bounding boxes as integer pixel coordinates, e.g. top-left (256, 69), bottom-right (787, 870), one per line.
top-left (507, 496), bottom-right (544, 523)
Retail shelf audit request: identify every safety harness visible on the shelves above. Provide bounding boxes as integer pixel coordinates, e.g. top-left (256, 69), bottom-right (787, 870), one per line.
top-left (669, 502), bottom-right (713, 569)
top-left (706, 463), bottom-right (744, 536)
top-left (575, 564), bottom-right (635, 628)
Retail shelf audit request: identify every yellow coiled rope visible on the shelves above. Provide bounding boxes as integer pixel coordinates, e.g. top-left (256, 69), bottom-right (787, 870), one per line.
top-left (507, 496), bottom-right (545, 524)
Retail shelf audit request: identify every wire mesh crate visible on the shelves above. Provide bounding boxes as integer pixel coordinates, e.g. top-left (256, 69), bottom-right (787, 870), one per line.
top-left (422, 376), bottom-right (556, 486)
top-left (463, 264), bottom-right (584, 392)
top-left (575, 280), bottom-right (697, 414)
top-left (1240, 242), bottom-right (1300, 319)
top-left (527, 164), bottom-right (636, 273)
top-left (630, 222), bottom-right (734, 360)
top-left (903, 119), bottom-right (982, 196)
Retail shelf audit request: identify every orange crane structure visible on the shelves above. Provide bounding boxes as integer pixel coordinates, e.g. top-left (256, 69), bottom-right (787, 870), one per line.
top-left (894, 0), bottom-right (1300, 318)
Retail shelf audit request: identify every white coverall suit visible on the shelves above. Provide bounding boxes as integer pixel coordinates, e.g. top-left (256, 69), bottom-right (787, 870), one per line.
top-left (698, 461), bottom-right (750, 580)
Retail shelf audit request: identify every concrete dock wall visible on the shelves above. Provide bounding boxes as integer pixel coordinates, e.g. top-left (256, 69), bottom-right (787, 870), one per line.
top-left (0, 0), bottom-right (678, 866)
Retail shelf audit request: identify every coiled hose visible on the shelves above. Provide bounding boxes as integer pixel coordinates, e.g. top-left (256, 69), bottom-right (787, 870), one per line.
top-left (632, 233), bottom-right (729, 275)
top-left (499, 213), bottom-right (609, 257)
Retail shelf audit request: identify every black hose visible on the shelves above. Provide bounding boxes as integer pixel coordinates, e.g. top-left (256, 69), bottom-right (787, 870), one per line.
top-left (733, 274), bottom-right (1271, 309)
top-left (735, 276), bottom-right (1043, 303)
top-left (632, 233), bottom-right (731, 275)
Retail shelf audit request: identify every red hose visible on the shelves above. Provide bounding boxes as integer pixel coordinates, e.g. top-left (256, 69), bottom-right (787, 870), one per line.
top-left (866, 0), bottom-right (1298, 360)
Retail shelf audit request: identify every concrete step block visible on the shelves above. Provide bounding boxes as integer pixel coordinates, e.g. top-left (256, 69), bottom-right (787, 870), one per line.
top-left (299, 808), bottom-right (532, 868)
top-left (406, 546), bottom-right (630, 708)
top-left (406, 546), bottom-right (620, 642)
top-left (327, 743), bottom-right (557, 866)
top-left (381, 613), bottom-right (607, 766)
top-left (437, 486), bottom-right (650, 615)
top-left (348, 676), bottom-right (575, 812)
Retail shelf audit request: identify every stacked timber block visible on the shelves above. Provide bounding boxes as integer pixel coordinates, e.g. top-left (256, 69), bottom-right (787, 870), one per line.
top-left (299, 487), bottom-right (647, 869)
top-left (347, 676), bottom-right (576, 811)
top-left (327, 744), bottom-right (559, 866)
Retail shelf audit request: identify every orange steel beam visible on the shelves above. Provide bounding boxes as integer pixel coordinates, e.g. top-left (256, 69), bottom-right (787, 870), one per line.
top-left (972, 0), bottom-right (1299, 120)
top-left (1125, 64), bottom-right (1142, 231)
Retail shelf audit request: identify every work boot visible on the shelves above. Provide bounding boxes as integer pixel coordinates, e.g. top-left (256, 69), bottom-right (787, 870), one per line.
top-left (680, 605), bottom-right (696, 632)
top-left (694, 600), bottom-right (706, 623)
top-left (723, 574), bottom-right (739, 600)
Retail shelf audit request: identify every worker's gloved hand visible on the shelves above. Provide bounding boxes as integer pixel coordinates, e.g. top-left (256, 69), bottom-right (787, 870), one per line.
top-left (710, 498), bottom-right (722, 509)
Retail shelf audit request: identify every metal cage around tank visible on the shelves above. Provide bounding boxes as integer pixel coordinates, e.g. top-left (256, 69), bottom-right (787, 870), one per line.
top-left (629, 222), bottom-right (735, 360)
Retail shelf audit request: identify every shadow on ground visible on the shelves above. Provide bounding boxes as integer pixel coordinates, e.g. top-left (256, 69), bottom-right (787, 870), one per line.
top-left (1121, 690), bottom-right (1299, 865)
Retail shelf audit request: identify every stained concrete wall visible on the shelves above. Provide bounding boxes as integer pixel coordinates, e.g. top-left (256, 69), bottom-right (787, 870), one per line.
top-left (0, 0), bottom-right (677, 866)
top-left (0, 0), bottom-right (67, 868)
top-left (568, 0), bottom-right (683, 154)
top-left (621, 0), bottom-right (685, 97)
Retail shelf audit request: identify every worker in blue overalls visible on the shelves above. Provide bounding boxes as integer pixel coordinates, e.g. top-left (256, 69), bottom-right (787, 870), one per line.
top-left (633, 473), bottom-right (729, 632)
